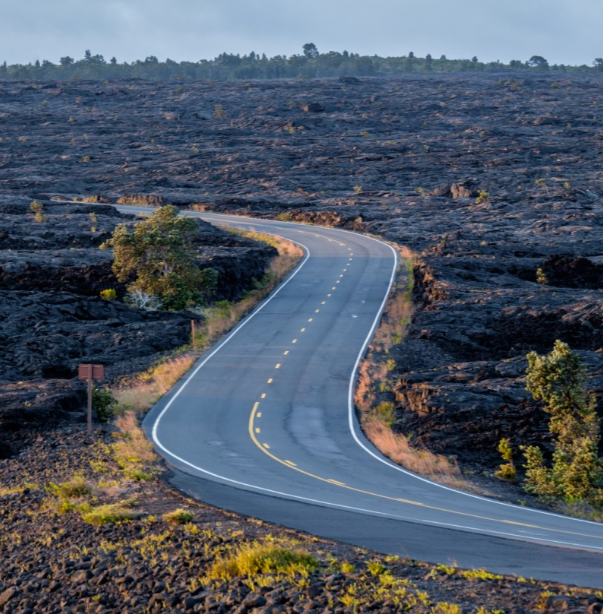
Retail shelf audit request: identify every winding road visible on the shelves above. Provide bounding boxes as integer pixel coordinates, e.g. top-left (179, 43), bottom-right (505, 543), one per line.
top-left (121, 208), bottom-right (603, 588)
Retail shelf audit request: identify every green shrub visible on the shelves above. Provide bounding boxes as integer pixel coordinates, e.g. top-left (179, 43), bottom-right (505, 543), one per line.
top-left (367, 560), bottom-right (386, 576)
top-left (101, 205), bottom-right (218, 311)
top-left (30, 201), bottom-right (47, 223)
top-left (92, 387), bottom-right (117, 422)
top-left (375, 401), bottom-right (396, 428)
top-left (47, 474), bottom-right (92, 500)
top-left (82, 501), bottom-right (137, 525)
top-left (522, 340), bottom-right (603, 505)
top-left (536, 267), bottom-right (548, 285)
top-left (475, 190), bottom-right (489, 204)
top-left (162, 508), bottom-right (194, 524)
top-left (100, 288), bottom-right (117, 301)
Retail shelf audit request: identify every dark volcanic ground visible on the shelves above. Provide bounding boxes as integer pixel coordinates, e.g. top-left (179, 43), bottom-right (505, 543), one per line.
top-left (0, 197), bottom-right (275, 458)
top-left (2, 74), bottom-right (603, 475)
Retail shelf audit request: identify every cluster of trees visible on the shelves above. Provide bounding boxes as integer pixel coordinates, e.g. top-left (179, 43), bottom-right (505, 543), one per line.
top-left (1, 45), bottom-right (602, 81)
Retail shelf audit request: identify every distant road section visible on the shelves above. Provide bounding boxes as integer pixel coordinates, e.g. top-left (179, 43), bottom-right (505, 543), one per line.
top-left (115, 207), bottom-right (603, 588)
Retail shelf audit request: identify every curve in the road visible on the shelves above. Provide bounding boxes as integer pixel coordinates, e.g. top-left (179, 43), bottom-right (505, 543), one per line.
top-left (121, 207), bottom-right (603, 588)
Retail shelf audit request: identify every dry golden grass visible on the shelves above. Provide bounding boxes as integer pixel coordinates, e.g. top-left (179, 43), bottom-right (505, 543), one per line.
top-left (151, 354), bottom-right (196, 395)
top-left (355, 251), bottom-right (414, 414)
top-left (355, 249), bottom-right (475, 491)
top-left (363, 419), bottom-right (466, 488)
top-left (112, 412), bottom-right (157, 468)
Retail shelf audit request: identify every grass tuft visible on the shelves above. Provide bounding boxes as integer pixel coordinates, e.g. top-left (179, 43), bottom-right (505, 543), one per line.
top-left (205, 540), bottom-right (318, 582)
top-left (111, 412), bottom-right (158, 480)
top-left (82, 501), bottom-right (137, 525)
top-left (162, 508), bottom-right (194, 524)
top-left (47, 474), bottom-right (93, 500)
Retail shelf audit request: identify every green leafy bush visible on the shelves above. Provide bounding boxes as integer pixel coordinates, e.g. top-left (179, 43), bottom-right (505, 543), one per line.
top-left (92, 387), bottom-right (117, 422)
top-left (100, 288), bottom-right (117, 301)
top-left (521, 340), bottom-right (603, 505)
top-left (101, 205), bottom-right (217, 311)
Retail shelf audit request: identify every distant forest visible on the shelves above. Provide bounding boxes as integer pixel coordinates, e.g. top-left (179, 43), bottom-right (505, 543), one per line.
top-left (2, 44), bottom-right (603, 81)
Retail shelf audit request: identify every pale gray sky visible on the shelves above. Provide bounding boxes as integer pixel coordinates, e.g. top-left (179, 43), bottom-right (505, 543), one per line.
top-left (1, 0), bottom-right (600, 66)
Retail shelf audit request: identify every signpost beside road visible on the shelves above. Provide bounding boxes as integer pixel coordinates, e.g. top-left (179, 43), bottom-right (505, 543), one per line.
top-left (78, 364), bottom-right (104, 436)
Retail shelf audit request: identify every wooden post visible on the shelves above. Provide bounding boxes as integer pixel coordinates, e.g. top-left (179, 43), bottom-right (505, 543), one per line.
top-left (87, 374), bottom-right (93, 436)
top-left (78, 364), bottom-right (104, 437)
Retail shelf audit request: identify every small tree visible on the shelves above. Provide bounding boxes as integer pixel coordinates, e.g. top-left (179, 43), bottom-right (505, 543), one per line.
top-left (302, 43), bottom-right (319, 59)
top-left (522, 340), bottom-right (603, 505)
top-left (528, 55), bottom-right (549, 69)
top-left (495, 438), bottom-right (516, 482)
top-left (101, 205), bottom-right (217, 311)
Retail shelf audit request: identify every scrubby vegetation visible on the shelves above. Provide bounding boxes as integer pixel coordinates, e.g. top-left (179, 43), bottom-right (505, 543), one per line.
top-left (521, 341), bottom-right (603, 508)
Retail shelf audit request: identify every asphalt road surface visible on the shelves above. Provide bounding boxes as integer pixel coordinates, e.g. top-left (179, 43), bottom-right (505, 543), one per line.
top-left (127, 208), bottom-right (603, 588)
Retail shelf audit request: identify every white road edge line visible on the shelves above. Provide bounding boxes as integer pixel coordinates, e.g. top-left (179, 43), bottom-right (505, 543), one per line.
top-left (207, 212), bottom-right (603, 529)
top-left (115, 205), bottom-right (603, 538)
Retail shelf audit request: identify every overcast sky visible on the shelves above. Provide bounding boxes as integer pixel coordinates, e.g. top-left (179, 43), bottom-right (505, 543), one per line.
top-left (1, 0), bottom-right (600, 66)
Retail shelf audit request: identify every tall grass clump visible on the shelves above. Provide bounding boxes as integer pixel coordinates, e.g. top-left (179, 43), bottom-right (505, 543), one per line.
top-left (111, 412), bottom-right (158, 480)
top-left (205, 540), bottom-right (318, 582)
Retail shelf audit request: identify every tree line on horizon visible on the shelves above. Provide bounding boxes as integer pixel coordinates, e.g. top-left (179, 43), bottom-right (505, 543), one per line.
top-left (2, 44), bottom-right (602, 81)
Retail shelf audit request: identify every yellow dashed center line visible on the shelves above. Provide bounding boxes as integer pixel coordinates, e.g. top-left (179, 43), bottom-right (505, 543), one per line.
top-left (284, 350), bottom-right (289, 356)
top-left (332, 286), bottom-right (337, 290)
top-left (257, 412), bottom-right (262, 418)
top-left (267, 378), bottom-right (273, 384)
top-left (292, 339), bottom-right (297, 344)
top-left (261, 393), bottom-right (267, 399)
top-left (321, 301), bottom-right (326, 305)
top-left (255, 428), bottom-right (261, 434)
top-left (247, 403), bottom-right (603, 540)
top-left (308, 318), bottom-right (313, 322)
top-left (275, 363), bottom-right (281, 369)
top-left (301, 328), bottom-right (306, 332)
top-left (315, 309), bottom-right (320, 313)
top-left (327, 294), bottom-right (332, 297)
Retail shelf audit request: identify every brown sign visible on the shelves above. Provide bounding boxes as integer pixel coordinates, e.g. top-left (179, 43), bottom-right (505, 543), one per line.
top-left (78, 364), bottom-right (104, 381)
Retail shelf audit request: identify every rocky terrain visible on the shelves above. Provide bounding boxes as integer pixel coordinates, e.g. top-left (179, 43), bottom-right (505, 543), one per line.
top-left (0, 71), bottom-right (603, 607)
top-left (1, 423), bottom-right (601, 614)
top-left (2, 74), bottom-right (601, 475)
top-left (0, 196), bottom-right (275, 458)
